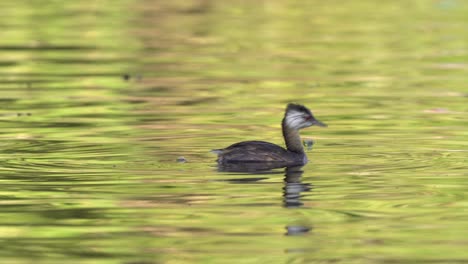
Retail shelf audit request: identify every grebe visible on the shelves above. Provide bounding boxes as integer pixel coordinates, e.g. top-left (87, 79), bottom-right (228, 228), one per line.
top-left (213, 103), bottom-right (326, 166)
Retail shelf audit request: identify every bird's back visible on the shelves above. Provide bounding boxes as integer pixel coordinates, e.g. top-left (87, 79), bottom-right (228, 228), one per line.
top-left (213, 140), bottom-right (305, 165)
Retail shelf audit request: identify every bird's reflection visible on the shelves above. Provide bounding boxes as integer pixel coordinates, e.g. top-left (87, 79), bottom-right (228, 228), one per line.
top-left (217, 162), bottom-right (313, 236)
top-left (216, 163), bottom-right (312, 208)
top-left (283, 166), bottom-right (311, 208)
top-left (283, 166), bottom-right (312, 236)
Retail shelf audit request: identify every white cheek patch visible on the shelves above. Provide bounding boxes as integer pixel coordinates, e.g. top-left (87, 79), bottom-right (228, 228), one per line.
top-left (285, 110), bottom-right (304, 129)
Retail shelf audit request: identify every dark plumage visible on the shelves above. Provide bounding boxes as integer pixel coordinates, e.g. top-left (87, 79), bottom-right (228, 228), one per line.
top-left (213, 103), bottom-right (326, 167)
top-left (213, 141), bottom-right (303, 163)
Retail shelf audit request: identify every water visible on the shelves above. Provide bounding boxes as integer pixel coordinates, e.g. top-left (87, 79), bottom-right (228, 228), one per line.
top-left (1, 1), bottom-right (468, 263)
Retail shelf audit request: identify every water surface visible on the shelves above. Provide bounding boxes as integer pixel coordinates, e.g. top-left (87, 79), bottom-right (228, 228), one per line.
top-left (1, 1), bottom-right (468, 263)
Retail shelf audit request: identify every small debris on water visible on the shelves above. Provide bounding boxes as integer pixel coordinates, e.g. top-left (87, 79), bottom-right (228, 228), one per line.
top-left (123, 74), bottom-right (131, 81)
top-left (176, 156), bottom-right (187, 163)
top-left (303, 139), bottom-right (314, 151)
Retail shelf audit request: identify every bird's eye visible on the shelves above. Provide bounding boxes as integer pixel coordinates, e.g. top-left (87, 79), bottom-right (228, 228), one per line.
top-left (304, 115), bottom-right (312, 121)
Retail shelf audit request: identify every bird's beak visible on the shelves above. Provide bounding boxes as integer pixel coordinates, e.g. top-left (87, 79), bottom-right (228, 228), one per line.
top-left (312, 119), bottom-right (327, 127)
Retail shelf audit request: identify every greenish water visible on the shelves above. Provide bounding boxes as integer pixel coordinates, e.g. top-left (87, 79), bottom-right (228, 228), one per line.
top-left (1, 1), bottom-right (468, 263)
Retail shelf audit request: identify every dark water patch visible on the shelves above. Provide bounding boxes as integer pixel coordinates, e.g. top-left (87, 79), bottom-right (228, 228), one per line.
top-left (0, 45), bottom-right (97, 51)
top-left (0, 98), bottom-right (18, 104)
top-left (6, 121), bottom-right (97, 128)
top-left (39, 208), bottom-right (105, 220)
top-left (0, 60), bottom-right (19, 67)
top-left (145, 86), bottom-right (174, 94)
top-left (0, 72), bottom-right (131, 78)
top-left (222, 177), bottom-right (269, 183)
top-left (177, 96), bottom-right (220, 106)
top-left (122, 98), bottom-right (148, 104)
top-left (0, 79), bottom-right (62, 85)
top-left (36, 58), bottom-right (129, 64)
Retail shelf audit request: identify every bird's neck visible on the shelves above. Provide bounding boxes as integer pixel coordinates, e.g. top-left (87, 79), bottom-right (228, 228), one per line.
top-left (282, 118), bottom-right (304, 154)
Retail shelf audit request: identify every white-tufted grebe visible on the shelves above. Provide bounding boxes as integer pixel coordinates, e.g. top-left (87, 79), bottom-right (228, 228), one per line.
top-left (212, 103), bottom-right (326, 166)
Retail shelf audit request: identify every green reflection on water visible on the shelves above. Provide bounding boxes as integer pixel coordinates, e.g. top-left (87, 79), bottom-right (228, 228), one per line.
top-left (0, 0), bottom-right (467, 263)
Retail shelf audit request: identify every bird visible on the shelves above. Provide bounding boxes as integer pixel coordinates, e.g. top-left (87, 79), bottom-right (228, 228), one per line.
top-left (212, 103), bottom-right (326, 167)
